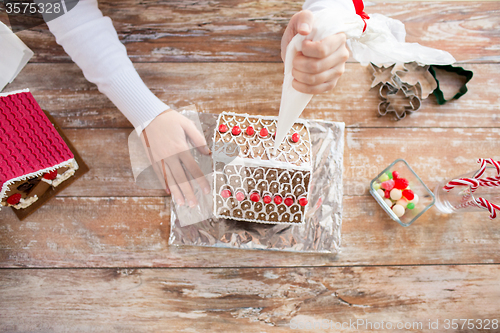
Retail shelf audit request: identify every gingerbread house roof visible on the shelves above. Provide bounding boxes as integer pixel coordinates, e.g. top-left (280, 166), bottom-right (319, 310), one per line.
top-left (213, 112), bottom-right (312, 169)
top-left (0, 90), bottom-right (74, 195)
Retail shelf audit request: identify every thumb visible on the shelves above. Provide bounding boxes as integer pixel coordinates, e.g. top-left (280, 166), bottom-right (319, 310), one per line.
top-left (282, 10), bottom-right (314, 61)
top-left (293, 10), bottom-right (314, 36)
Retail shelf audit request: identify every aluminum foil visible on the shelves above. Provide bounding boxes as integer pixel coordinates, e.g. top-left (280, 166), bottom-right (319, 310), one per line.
top-left (169, 111), bottom-right (344, 254)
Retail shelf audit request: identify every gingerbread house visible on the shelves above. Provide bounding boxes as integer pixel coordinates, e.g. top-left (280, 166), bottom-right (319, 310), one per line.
top-left (212, 112), bottom-right (312, 224)
top-left (0, 89), bottom-right (79, 210)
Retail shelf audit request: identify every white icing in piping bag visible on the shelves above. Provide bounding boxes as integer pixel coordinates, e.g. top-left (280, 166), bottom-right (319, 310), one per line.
top-left (274, 3), bottom-right (456, 151)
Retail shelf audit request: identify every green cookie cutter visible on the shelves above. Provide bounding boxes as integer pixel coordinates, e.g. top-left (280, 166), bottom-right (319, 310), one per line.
top-left (429, 65), bottom-right (473, 105)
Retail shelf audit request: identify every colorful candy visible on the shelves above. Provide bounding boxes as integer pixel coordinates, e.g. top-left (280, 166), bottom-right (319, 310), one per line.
top-left (218, 124), bottom-right (228, 133)
top-left (250, 193), bottom-right (260, 202)
top-left (381, 179), bottom-right (395, 191)
top-left (6, 193), bottom-right (21, 205)
top-left (379, 173), bottom-right (390, 182)
top-left (392, 204), bottom-right (405, 217)
top-left (298, 198), bottom-right (308, 206)
top-left (396, 199), bottom-right (408, 208)
top-left (394, 178), bottom-right (409, 190)
top-left (284, 197), bottom-right (294, 206)
top-left (232, 126), bottom-right (241, 135)
top-left (259, 128), bottom-right (268, 137)
top-left (246, 126), bottom-right (254, 136)
top-left (390, 188), bottom-right (402, 200)
top-left (235, 192), bottom-right (245, 201)
top-left (402, 189), bottom-right (414, 200)
top-left (410, 193), bottom-right (419, 205)
top-left (291, 133), bottom-right (300, 143)
top-left (373, 170), bottom-right (420, 220)
top-left (221, 189), bottom-right (231, 198)
top-left (43, 170), bottom-right (58, 180)
top-left (274, 195), bottom-right (282, 205)
top-left (263, 195), bottom-right (272, 204)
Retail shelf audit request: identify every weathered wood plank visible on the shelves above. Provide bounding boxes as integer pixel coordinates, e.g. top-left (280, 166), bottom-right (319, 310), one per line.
top-left (30, 127), bottom-right (497, 197)
top-left (2, 1), bottom-right (499, 63)
top-left (6, 63), bottom-right (500, 129)
top-left (0, 126), bottom-right (494, 198)
top-left (0, 266), bottom-right (499, 331)
top-left (1, 196), bottom-right (499, 268)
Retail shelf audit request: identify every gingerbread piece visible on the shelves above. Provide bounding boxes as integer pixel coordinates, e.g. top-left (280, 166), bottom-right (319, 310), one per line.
top-left (0, 89), bottom-right (80, 211)
top-left (212, 112), bottom-right (312, 224)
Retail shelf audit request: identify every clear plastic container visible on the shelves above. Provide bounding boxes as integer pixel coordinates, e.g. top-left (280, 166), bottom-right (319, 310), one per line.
top-left (370, 159), bottom-right (435, 227)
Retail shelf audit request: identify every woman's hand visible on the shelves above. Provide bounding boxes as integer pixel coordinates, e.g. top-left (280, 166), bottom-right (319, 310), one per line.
top-left (141, 110), bottom-right (211, 207)
top-left (281, 10), bottom-right (350, 94)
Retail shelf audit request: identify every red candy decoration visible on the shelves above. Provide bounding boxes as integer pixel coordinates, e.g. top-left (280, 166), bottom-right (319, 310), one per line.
top-left (284, 197), bottom-right (294, 206)
top-left (259, 128), bottom-right (268, 137)
top-left (232, 126), bottom-right (241, 135)
top-left (250, 193), bottom-right (260, 202)
top-left (384, 190), bottom-right (391, 199)
top-left (392, 171), bottom-right (400, 179)
top-left (402, 189), bottom-right (415, 201)
top-left (381, 179), bottom-right (395, 191)
top-left (298, 198), bottom-right (308, 206)
top-left (6, 193), bottom-right (22, 205)
top-left (221, 189), bottom-right (231, 198)
top-left (236, 192), bottom-right (245, 201)
top-left (218, 124), bottom-right (228, 133)
top-left (263, 195), bottom-right (272, 204)
top-left (394, 178), bottom-right (409, 190)
top-left (274, 195), bottom-right (282, 205)
top-left (43, 170), bottom-right (58, 180)
top-left (246, 126), bottom-right (254, 136)
top-left (291, 133), bottom-right (300, 143)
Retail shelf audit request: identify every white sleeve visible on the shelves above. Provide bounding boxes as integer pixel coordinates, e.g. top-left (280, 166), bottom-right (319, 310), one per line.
top-left (303, 0), bottom-right (355, 12)
top-left (45, 0), bottom-right (169, 133)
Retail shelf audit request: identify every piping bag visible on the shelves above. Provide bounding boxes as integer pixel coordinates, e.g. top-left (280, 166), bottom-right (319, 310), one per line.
top-left (274, 1), bottom-right (456, 150)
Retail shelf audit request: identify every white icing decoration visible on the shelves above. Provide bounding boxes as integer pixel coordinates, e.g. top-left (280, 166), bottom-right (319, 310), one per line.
top-left (0, 158), bottom-right (79, 207)
top-left (0, 88), bottom-right (30, 97)
top-left (12, 195), bottom-right (38, 209)
top-left (214, 165), bottom-right (310, 224)
top-left (212, 112), bottom-right (312, 224)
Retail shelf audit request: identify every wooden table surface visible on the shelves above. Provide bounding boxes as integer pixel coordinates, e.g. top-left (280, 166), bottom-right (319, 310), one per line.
top-left (1, 1), bottom-right (500, 332)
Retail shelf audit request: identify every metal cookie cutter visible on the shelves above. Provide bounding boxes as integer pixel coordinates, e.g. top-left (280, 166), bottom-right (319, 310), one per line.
top-left (378, 83), bottom-right (421, 120)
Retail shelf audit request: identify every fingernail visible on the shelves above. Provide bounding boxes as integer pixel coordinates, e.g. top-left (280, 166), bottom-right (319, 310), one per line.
top-left (203, 187), bottom-right (211, 195)
top-left (176, 198), bottom-right (184, 206)
top-left (188, 200), bottom-right (196, 207)
top-left (203, 146), bottom-right (211, 155)
top-left (299, 23), bottom-right (310, 32)
top-left (165, 188), bottom-right (171, 195)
